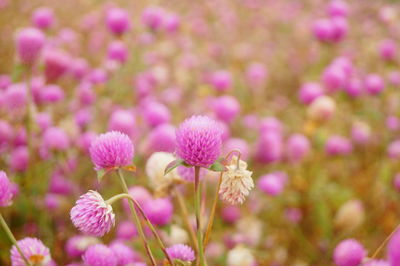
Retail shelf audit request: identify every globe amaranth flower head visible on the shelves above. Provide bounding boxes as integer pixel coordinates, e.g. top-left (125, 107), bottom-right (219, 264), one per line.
top-left (83, 244), bottom-right (117, 266)
top-left (333, 238), bottom-right (366, 266)
top-left (90, 131), bottom-right (134, 170)
top-left (0, 171), bottom-right (13, 206)
top-left (219, 156), bottom-right (254, 205)
top-left (10, 237), bottom-right (51, 266)
top-left (70, 190), bottom-right (115, 237)
top-left (388, 229), bottom-right (400, 266)
top-left (176, 115), bottom-right (223, 167)
top-left (166, 244), bottom-right (195, 262)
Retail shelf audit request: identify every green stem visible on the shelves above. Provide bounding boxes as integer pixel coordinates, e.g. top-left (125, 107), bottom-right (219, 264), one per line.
top-left (194, 166), bottom-right (206, 266)
top-left (0, 213), bottom-right (31, 266)
top-left (117, 169), bottom-right (157, 266)
top-left (106, 193), bottom-right (175, 266)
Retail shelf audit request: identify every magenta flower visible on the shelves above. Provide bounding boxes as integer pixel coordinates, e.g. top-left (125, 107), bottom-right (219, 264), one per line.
top-left (89, 131), bottom-right (134, 170)
top-left (109, 242), bottom-right (138, 265)
top-left (15, 27), bottom-right (45, 65)
top-left (333, 239), bottom-right (366, 266)
top-left (106, 8), bottom-right (130, 35)
top-left (143, 197), bottom-right (173, 226)
top-left (10, 237), bottom-right (51, 266)
top-left (166, 244), bottom-right (195, 262)
top-left (32, 7), bottom-right (55, 30)
top-left (70, 190), bottom-right (115, 237)
top-left (176, 115), bottom-right (222, 167)
top-left (0, 171), bottom-right (13, 206)
top-left (83, 244), bottom-right (117, 266)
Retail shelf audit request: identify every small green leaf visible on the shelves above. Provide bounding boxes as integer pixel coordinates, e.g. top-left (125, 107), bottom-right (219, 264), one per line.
top-left (208, 161), bottom-right (228, 172)
top-left (164, 159), bottom-right (186, 175)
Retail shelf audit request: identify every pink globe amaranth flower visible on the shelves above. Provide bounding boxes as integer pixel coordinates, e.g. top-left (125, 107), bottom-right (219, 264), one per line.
top-left (298, 82), bottom-right (324, 104)
top-left (40, 84), bottom-right (65, 104)
top-left (246, 62), bottom-right (268, 87)
top-left (109, 242), bottom-right (137, 265)
top-left (389, 71), bottom-right (400, 86)
top-left (4, 84), bottom-right (27, 110)
top-left (49, 173), bottom-right (74, 195)
top-left (163, 13), bottom-right (180, 33)
top-left (142, 101), bottom-right (171, 128)
top-left (327, 0), bottom-right (349, 17)
top-left (145, 124), bottom-right (176, 153)
top-left (142, 6), bottom-right (165, 31)
top-left (107, 41), bottom-right (128, 63)
top-left (209, 70), bottom-right (232, 92)
top-left (388, 229), bottom-right (400, 266)
top-left (333, 239), bottom-right (366, 266)
top-left (388, 140), bottom-right (400, 159)
top-left (13, 128), bottom-right (27, 147)
top-left (322, 66), bottom-right (346, 92)
top-left (386, 116), bottom-right (399, 131)
top-left (331, 17), bottom-right (348, 42)
top-left (379, 39), bottom-right (396, 61)
top-left (106, 7), bottom-right (130, 35)
top-left (313, 19), bottom-right (335, 42)
top-left (70, 190), bottom-right (115, 237)
top-left (116, 220), bottom-right (138, 240)
top-left (83, 244), bottom-right (117, 266)
top-left (222, 205), bottom-right (241, 224)
top-left (71, 58), bottom-right (89, 81)
top-left (75, 108), bottom-right (92, 129)
top-left (10, 237), bottom-right (51, 266)
top-left (176, 115), bottom-right (223, 167)
top-left (258, 172), bottom-right (287, 196)
top-left (36, 112), bottom-right (52, 132)
top-left (10, 146), bottom-right (28, 172)
top-left (365, 74), bottom-right (384, 95)
top-left (325, 136), bottom-right (353, 156)
top-left (144, 197), bottom-right (173, 226)
top-left (166, 244), bottom-right (195, 262)
top-left (76, 82), bottom-right (96, 106)
top-left (211, 96), bottom-right (241, 123)
top-left (0, 120), bottom-right (13, 150)
top-left (15, 27), bottom-right (45, 65)
top-left (364, 260), bottom-right (390, 266)
top-left (351, 122), bottom-right (371, 145)
top-left (0, 171), bottom-right (13, 206)
top-left (108, 109), bottom-right (136, 138)
top-left (223, 138), bottom-right (250, 161)
top-left (65, 235), bottom-right (99, 258)
top-left (32, 7), bottom-right (55, 29)
top-left (44, 49), bottom-right (71, 82)
top-left (42, 127), bottom-right (70, 151)
top-left (255, 132), bottom-right (283, 164)
top-left (344, 78), bottom-right (363, 98)
top-left (286, 133), bottom-right (310, 163)
top-left (88, 68), bottom-right (108, 85)
top-left (44, 193), bottom-right (60, 210)
top-left (89, 131), bottom-right (134, 170)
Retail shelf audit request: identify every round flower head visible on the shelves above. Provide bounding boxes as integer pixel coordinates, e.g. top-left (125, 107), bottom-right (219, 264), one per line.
top-left (258, 172), bottom-right (287, 196)
top-left (70, 190), bottom-right (115, 237)
top-left (116, 220), bottom-right (138, 240)
top-left (106, 7), bottom-right (130, 35)
top-left (142, 6), bottom-right (165, 31)
top-left (108, 109), bottom-right (136, 138)
top-left (210, 70), bottom-right (232, 92)
top-left (142, 101), bottom-right (171, 128)
top-left (107, 41), bottom-right (128, 63)
top-left (334, 200), bottom-right (365, 231)
top-left (386, 116), bottom-right (400, 131)
top-left (43, 49), bottom-right (71, 82)
top-left (146, 152), bottom-right (181, 195)
top-left (388, 229), bottom-right (400, 266)
top-left (146, 124), bottom-right (176, 153)
top-left (166, 244), bottom-right (195, 262)
top-left (379, 39), bottom-right (396, 61)
top-left (307, 95), bottom-right (336, 122)
top-left (10, 146), bottom-right (29, 172)
top-left (42, 127), bottom-right (70, 151)
top-left (143, 197), bottom-right (173, 226)
top-left (245, 62), bottom-right (268, 87)
top-left (327, 0), bottom-right (349, 17)
top-left (223, 138), bottom-right (250, 161)
top-left (365, 74), bottom-right (384, 95)
top-left (176, 115), bottom-right (222, 167)
top-left (15, 27), bottom-right (45, 65)
top-left (10, 237), bottom-right (51, 266)
top-left (5, 84), bottom-right (27, 110)
top-left (344, 78), bottom-right (363, 98)
top-left (298, 82), bottom-right (324, 105)
top-left (211, 96), bottom-right (241, 123)
top-left (90, 131), bottom-right (134, 170)
top-left (0, 171), bottom-right (13, 206)
top-left (227, 245), bottom-right (255, 266)
top-left (255, 132), bottom-right (283, 164)
top-left (83, 244), bottom-right (117, 266)
top-left (222, 205), bottom-right (241, 224)
top-left (32, 7), bottom-right (55, 30)
top-left (325, 136), bottom-right (353, 156)
top-left (333, 239), bottom-right (366, 266)
top-left (286, 133), bottom-right (310, 163)
top-left (219, 156), bottom-right (254, 205)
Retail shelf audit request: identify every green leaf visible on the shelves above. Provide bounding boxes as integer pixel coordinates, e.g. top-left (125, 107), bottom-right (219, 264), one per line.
top-left (208, 161), bottom-right (228, 172)
top-left (164, 159), bottom-right (186, 175)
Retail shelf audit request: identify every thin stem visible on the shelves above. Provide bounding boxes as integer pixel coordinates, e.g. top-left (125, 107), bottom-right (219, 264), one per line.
top-left (203, 172), bottom-right (223, 247)
top-left (371, 224), bottom-right (400, 259)
top-left (117, 169), bottom-right (157, 266)
top-left (0, 213), bottom-right (31, 266)
top-left (194, 166), bottom-right (206, 266)
top-left (25, 69), bottom-right (35, 187)
top-left (173, 187), bottom-right (198, 252)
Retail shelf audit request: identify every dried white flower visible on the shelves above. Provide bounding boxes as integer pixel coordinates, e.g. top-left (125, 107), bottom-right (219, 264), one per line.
top-left (219, 156), bottom-right (254, 205)
top-left (146, 152), bottom-right (182, 195)
top-left (227, 245), bottom-right (255, 266)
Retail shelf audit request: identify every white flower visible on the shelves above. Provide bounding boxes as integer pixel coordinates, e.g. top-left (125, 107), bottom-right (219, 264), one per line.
top-left (219, 156), bottom-right (254, 205)
top-left (168, 225), bottom-right (189, 245)
top-left (227, 245), bottom-right (255, 266)
top-left (146, 152), bottom-right (182, 195)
